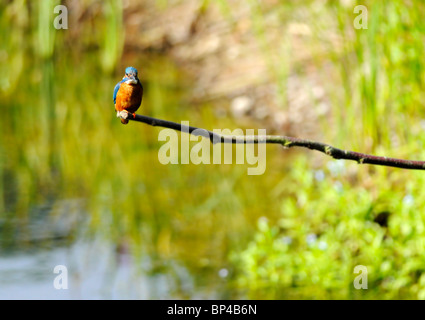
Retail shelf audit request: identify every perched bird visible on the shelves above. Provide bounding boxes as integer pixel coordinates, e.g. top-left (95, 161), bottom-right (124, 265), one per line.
top-left (113, 66), bottom-right (143, 124)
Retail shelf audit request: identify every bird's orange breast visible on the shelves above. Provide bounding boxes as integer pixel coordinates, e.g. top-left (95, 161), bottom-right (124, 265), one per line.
top-left (115, 82), bottom-right (143, 113)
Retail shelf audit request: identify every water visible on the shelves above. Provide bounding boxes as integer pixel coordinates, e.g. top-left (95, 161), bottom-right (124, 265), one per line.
top-left (0, 195), bottom-right (231, 299)
top-left (0, 1), bottom-right (285, 299)
top-left (0, 240), bottom-right (166, 299)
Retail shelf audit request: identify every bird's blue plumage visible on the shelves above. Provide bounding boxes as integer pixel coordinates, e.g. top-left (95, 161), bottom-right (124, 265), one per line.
top-left (125, 66), bottom-right (138, 74)
top-left (113, 80), bottom-right (124, 104)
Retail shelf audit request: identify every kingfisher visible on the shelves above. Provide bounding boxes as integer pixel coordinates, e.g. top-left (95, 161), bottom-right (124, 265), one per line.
top-left (113, 66), bottom-right (143, 124)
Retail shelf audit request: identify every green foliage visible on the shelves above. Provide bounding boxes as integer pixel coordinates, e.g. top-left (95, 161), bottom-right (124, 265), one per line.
top-left (227, 1), bottom-right (425, 299)
top-left (232, 159), bottom-right (425, 299)
top-left (332, 1), bottom-right (425, 149)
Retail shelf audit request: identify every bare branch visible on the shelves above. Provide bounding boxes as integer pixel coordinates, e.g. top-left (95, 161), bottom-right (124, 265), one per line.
top-left (126, 113), bottom-right (425, 171)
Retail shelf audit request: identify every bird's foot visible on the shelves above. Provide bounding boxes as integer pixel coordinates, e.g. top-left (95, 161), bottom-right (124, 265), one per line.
top-left (119, 110), bottom-right (129, 120)
top-left (118, 111), bottom-right (136, 120)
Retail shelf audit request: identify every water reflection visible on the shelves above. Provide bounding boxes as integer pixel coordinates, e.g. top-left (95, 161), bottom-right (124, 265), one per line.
top-left (0, 240), bottom-right (168, 299)
top-left (0, 194), bottom-right (233, 299)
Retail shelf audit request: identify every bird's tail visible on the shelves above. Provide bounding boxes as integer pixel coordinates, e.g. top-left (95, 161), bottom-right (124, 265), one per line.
top-left (121, 118), bottom-right (129, 125)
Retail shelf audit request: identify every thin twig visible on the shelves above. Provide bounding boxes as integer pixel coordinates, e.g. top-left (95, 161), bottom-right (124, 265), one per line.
top-left (124, 112), bottom-right (425, 171)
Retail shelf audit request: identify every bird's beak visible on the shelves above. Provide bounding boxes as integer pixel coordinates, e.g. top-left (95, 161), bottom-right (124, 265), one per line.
top-left (125, 75), bottom-right (138, 85)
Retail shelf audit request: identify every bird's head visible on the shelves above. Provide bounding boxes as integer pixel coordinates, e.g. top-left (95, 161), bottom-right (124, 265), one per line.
top-left (123, 66), bottom-right (139, 85)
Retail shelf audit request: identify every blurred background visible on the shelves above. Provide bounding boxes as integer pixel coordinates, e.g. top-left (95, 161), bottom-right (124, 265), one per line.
top-left (2, 0), bottom-right (425, 299)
